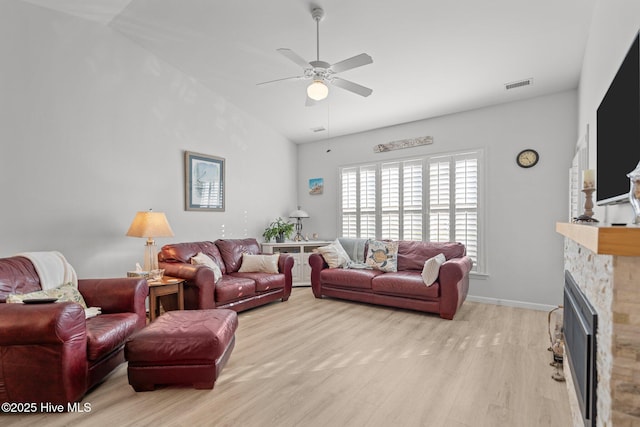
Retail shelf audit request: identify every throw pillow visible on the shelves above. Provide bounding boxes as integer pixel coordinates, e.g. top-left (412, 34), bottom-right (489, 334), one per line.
top-left (338, 238), bottom-right (367, 264)
top-left (421, 253), bottom-right (446, 286)
top-left (366, 240), bottom-right (399, 272)
top-left (238, 253), bottom-right (280, 274)
top-left (316, 239), bottom-right (351, 268)
top-left (191, 252), bottom-right (223, 283)
top-left (6, 282), bottom-right (88, 308)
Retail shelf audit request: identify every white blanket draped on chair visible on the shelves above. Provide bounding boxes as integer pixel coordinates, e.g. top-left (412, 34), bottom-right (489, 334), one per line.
top-left (16, 251), bottom-right (78, 290)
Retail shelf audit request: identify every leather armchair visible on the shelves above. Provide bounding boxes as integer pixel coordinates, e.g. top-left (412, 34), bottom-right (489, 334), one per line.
top-left (0, 256), bottom-right (148, 405)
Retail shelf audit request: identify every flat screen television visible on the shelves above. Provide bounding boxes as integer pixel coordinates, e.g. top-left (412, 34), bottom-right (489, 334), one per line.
top-left (596, 31), bottom-right (640, 205)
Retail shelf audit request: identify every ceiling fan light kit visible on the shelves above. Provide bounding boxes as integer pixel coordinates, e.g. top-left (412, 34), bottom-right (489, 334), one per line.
top-left (307, 80), bottom-right (329, 100)
top-left (258, 7), bottom-right (373, 104)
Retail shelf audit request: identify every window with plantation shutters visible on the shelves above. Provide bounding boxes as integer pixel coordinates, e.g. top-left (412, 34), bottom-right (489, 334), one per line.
top-left (339, 149), bottom-right (484, 273)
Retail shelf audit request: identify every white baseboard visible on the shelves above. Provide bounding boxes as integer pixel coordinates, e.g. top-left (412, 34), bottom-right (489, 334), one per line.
top-left (466, 295), bottom-right (559, 312)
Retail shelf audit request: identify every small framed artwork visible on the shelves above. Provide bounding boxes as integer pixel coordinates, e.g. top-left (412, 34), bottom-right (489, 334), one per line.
top-left (184, 151), bottom-right (225, 211)
top-left (309, 178), bottom-right (324, 195)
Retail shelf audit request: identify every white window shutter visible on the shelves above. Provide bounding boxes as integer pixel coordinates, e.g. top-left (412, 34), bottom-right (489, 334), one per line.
top-left (381, 162), bottom-right (400, 240)
top-left (429, 159), bottom-right (451, 241)
top-left (360, 166), bottom-right (377, 238)
top-left (455, 157), bottom-right (478, 262)
top-left (341, 167), bottom-right (358, 237)
top-left (403, 160), bottom-right (423, 240)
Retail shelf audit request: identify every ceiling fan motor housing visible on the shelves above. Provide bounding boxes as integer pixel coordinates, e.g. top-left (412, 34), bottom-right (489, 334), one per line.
top-left (311, 7), bottom-right (325, 22)
top-left (310, 60), bottom-right (331, 70)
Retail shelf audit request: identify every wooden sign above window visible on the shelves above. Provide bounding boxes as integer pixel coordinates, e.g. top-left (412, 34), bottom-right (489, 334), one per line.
top-left (373, 136), bottom-right (433, 153)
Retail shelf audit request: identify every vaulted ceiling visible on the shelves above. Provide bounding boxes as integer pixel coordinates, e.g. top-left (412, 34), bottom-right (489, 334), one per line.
top-left (21, 0), bottom-right (596, 143)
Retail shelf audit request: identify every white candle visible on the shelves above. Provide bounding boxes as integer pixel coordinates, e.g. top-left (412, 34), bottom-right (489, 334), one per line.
top-left (583, 169), bottom-right (595, 189)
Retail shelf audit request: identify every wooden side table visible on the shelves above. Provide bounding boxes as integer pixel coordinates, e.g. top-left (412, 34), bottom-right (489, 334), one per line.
top-left (148, 277), bottom-right (185, 322)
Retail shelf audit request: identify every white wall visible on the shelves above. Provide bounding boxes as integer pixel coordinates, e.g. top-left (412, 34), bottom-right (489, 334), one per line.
top-left (0, 0), bottom-right (593, 309)
top-left (297, 91), bottom-right (577, 308)
top-left (578, 0), bottom-right (640, 224)
top-left (0, 1), bottom-right (297, 277)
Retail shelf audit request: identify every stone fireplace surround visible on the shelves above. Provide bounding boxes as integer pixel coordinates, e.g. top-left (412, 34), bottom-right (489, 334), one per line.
top-left (557, 223), bottom-right (640, 426)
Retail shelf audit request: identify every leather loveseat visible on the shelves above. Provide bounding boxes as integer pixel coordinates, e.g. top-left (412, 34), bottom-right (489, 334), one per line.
top-left (0, 256), bottom-right (148, 405)
top-left (309, 239), bottom-right (473, 320)
top-left (158, 238), bottom-right (294, 312)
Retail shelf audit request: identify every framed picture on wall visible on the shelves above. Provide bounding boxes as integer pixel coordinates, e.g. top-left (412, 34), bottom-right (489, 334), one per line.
top-left (309, 178), bottom-right (323, 195)
top-left (184, 151), bottom-right (225, 211)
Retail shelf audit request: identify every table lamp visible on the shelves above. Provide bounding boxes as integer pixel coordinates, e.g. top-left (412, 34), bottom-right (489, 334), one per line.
top-left (289, 207), bottom-right (310, 242)
top-left (126, 210), bottom-right (174, 271)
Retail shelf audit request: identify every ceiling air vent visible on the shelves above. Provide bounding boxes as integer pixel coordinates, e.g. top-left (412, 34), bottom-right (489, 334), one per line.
top-left (505, 78), bottom-right (533, 90)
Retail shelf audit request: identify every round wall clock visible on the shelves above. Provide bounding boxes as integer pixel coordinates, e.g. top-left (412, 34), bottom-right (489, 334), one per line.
top-left (516, 149), bottom-right (539, 168)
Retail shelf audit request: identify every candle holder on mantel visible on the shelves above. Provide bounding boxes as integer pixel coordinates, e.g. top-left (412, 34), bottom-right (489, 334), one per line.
top-left (574, 187), bottom-right (599, 223)
top-left (627, 161), bottom-right (640, 224)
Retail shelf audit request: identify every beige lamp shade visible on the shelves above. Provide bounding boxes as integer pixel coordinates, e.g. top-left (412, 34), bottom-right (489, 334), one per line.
top-left (126, 211), bottom-right (174, 238)
top-left (126, 210), bottom-right (174, 272)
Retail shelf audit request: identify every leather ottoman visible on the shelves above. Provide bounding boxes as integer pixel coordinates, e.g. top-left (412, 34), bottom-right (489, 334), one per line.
top-left (125, 309), bottom-right (238, 391)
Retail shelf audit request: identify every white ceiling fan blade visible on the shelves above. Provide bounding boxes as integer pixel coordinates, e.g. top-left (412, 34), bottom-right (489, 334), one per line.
top-left (256, 75), bottom-right (304, 86)
top-left (330, 53), bottom-right (373, 73)
top-left (331, 77), bottom-right (373, 97)
top-left (277, 48), bottom-right (311, 69)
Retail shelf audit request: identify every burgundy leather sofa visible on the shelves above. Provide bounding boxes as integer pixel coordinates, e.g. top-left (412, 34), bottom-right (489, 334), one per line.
top-left (158, 238), bottom-right (294, 312)
top-left (309, 240), bottom-right (473, 320)
top-left (0, 256), bottom-right (148, 405)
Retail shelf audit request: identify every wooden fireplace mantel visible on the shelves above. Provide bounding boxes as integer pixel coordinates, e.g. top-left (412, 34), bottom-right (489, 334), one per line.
top-left (556, 222), bottom-right (640, 256)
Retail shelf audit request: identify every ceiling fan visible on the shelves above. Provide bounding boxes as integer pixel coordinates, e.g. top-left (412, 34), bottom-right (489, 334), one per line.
top-left (257, 7), bottom-right (373, 106)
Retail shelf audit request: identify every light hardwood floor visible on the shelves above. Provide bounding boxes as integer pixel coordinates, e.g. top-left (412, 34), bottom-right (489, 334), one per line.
top-left (4, 288), bottom-right (572, 426)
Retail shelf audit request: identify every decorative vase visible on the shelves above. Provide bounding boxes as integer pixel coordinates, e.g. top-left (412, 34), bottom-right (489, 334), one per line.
top-left (627, 161), bottom-right (640, 224)
top-left (276, 234), bottom-right (285, 243)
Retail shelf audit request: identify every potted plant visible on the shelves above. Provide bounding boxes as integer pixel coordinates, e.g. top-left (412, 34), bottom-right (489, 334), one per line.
top-left (263, 217), bottom-right (295, 243)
